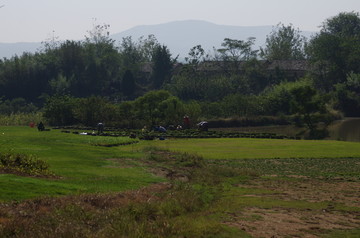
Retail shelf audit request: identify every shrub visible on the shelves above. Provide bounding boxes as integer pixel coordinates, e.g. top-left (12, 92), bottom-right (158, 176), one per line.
top-left (0, 112), bottom-right (44, 126)
top-left (207, 116), bottom-right (291, 128)
top-left (0, 152), bottom-right (54, 177)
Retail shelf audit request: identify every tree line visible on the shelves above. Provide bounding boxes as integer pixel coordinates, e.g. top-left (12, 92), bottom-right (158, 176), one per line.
top-left (1, 12), bottom-right (360, 135)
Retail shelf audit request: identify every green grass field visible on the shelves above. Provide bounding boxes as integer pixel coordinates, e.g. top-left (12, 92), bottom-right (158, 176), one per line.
top-left (0, 126), bottom-right (163, 201)
top-left (1, 126), bottom-right (360, 237)
top-left (129, 137), bottom-right (360, 159)
top-left (1, 126), bottom-right (359, 201)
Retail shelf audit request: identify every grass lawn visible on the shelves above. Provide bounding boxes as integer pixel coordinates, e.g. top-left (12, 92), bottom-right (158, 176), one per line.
top-left (1, 127), bottom-right (360, 201)
top-left (129, 137), bottom-right (360, 159)
top-left (0, 126), bottom-right (163, 201)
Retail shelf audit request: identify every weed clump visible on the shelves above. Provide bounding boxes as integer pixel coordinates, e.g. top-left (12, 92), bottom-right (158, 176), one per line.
top-left (177, 153), bottom-right (205, 168)
top-left (0, 152), bottom-right (54, 177)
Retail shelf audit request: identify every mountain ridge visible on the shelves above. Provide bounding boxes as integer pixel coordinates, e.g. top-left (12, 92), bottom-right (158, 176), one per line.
top-left (0, 20), bottom-right (315, 60)
top-left (111, 20), bottom-right (276, 59)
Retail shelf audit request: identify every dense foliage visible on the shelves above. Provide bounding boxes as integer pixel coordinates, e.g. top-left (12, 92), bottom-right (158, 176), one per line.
top-left (307, 11), bottom-right (360, 91)
top-left (1, 12), bottom-right (360, 135)
top-left (260, 23), bottom-right (307, 60)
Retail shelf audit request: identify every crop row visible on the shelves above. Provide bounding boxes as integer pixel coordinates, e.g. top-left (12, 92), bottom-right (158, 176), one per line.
top-left (57, 127), bottom-right (300, 140)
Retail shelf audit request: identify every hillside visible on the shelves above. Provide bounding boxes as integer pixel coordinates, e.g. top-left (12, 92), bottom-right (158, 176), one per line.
top-left (0, 42), bottom-right (42, 59)
top-left (111, 20), bottom-right (276, 60)
top-left (0, 20), bottom-right (315, 60)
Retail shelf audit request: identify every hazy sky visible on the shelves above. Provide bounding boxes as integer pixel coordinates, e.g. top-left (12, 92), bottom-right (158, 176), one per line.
top-left (0, 0), bottom-right (359, 43)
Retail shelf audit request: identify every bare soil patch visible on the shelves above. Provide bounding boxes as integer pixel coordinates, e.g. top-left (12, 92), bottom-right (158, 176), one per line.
top-left (226, 207), bottom-right (360, 238)
top-left (227, 177), bottom-right (360, 237)
top-left (242, 177), bottom-right (360, 207)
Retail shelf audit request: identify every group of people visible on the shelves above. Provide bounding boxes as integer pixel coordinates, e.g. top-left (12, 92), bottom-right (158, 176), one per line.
top-left (30, 121), bottom-right (45, 131)
top-left (95, 116), bottom-right (209, 135)
top-left (32, 116), bottom-right (208, 135)
top-left (142, 116), bottom-right (208, 133)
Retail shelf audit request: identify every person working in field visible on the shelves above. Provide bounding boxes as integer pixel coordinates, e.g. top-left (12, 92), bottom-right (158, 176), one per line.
top-left (183, 115), bottom-right (190, 129)
top-left (37, 122), bottom-right (45, 131)
top-left (97, 122), bottom-right (104, 135)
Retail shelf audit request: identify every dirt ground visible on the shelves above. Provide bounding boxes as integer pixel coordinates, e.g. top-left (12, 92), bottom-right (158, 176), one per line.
top-left (225, 177), bottom-right (360, 238)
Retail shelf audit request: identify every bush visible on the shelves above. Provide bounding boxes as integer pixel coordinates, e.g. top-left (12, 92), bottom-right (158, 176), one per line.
top-left (0, 112), bottom-right (44, 126)
top-left (207, 116), bottom-right (291, 128)
top-left (0, 152), bottom-right (54, 177)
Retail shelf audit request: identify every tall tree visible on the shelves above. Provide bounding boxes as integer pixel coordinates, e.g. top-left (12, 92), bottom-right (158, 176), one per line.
top-left (260, 23), bottom-right (307, 60)
top-left (85, 20), bottom-right (113, 45)
top-left (218, 38), bottom-right (258, 61)
top-left (334, 72), bottom-right (360, 117)
top-left (307, 11), bottom-right (360, 90)
top-left (321, 11), bottom-right (360, 36)
top-left (122, 70), bottom-right (136, 99)
top-left (81, 23), bottom-right (122, 97)
top-left (151, 45), bottom-right (173, 89)
top-left (215, 37), bottom-right (258, 74)
top-left (185, 45), bottom-right (207, 66)
top-left (119, 36), bottom-right (143, 71)
top-left (138, 34), bottom-right (160, 62)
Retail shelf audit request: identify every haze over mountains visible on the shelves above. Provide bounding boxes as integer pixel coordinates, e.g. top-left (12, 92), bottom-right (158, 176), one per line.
top-left (0, 20), bottom-right (315, 60)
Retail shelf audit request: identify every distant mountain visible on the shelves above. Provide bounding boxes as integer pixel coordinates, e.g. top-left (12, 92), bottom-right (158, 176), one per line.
top-left (0, 20), bottom-right (315, 60)
top-left (112, 20), bottom-right (276, 60)
top-left (0, 42), bottom-right (42, 59)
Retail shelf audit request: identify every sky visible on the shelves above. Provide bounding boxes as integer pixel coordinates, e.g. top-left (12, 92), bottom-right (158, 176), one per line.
top-left (0, 0), bottom-right (359, 43)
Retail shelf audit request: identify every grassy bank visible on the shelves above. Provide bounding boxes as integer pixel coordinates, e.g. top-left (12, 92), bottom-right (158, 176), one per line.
top-left (0, 126), bottom-right (162, 201)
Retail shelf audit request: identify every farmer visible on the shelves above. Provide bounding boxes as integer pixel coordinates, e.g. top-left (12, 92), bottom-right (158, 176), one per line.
top-left (183, 115), bottom-right (190, 129)
top-left (97, 122), bottom-right (104, 135)
top-left (37, 122), bottom-right (45, 131)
